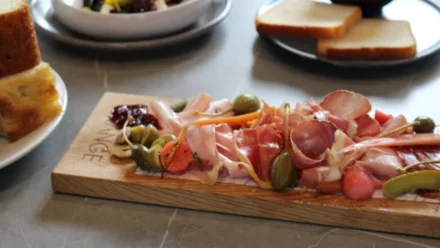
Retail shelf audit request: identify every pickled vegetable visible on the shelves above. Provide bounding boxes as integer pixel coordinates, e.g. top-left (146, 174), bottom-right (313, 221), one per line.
top-left (115, 127), bottom-right (131, 144)
top-left (131, 145), bottom-right (151, 170)
top-left (130, 125), bottom-right (147, 144)
top-left (170, 99), bottom-right (188, 113)
top-left (232, 94), bottom-right (261, 115)
top-left (413, 116), bottom-right (435, 133)
top-left (152, 134), bottom-right (176, 147)
top-left (140, 124), bottom-right (160, 147)
top-left (146, 144), bottom-right (163, 170)
top-left (382, 170), bottom-right (440, 199)
top-left (270, 151), bottom-right (296, 191)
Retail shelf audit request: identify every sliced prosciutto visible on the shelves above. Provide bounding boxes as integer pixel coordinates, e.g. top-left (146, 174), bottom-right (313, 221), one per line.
top-left (235, 125), bottom-right (284, 181)
top-left (355, 114), bottom-right (381, 137)
top-left (341, 133), bottom-right (440, 153)
top-left (290, 120), bottom-right (337, 170)
top-left (320, 90), bottom-right (372, 120)
top-left (354, 147), bottom-right (404, 180)
top-left (378, 115), bottom-right (409, 137)
top-left (149, 101), bottom-right (183, 136)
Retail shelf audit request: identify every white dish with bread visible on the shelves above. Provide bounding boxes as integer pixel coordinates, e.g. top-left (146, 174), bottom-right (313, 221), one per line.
top-left (0, 0), bottom-right (67, 170)
top-left (51, 0), bottom-right (211, 40)
top-left (255, 0), bottom-right (440, 67)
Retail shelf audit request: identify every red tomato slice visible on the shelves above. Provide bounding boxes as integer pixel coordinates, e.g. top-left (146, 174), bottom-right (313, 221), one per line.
top-left (160, 141), bottom-right (193, 174)
top-left (374, 110), bottom-right (393, 125)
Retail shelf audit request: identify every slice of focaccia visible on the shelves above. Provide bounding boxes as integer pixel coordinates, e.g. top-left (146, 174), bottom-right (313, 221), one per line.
top-left (0, 62), bottom-right (62, 142)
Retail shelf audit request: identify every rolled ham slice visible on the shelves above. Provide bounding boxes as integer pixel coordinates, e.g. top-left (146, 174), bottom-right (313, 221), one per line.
top-left (290, 120), bottom-right (337, 170)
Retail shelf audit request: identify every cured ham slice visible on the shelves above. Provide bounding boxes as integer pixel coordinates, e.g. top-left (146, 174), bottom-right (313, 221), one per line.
top-left (299, 166), bottom-right (341, 189)
top-left (149, 101), bottom-right (183, 136)
top-left (378, 115), bottom-right (409, 137)
top-left (341, 134), bottom-right (440, 153)
top-left (355, 114), bottom-right (381, 137)
top-left (328, 114), bottom-right (357, 138)
top-left (186, 125), bottom-right (218, 166)
top-left (235, 125), bottom-right (283, 181)
top-left (178, 98), bottom-right (233, 125)
top-left (180, 93), bottom-right (214, 113)
top-left (320, 90), bottom-right (372, 120)
top-left (299, 130), bottom-right (355, 188)
top-left (290, 120), bottom-right (337, 170)
top-left (354, 147), bottom-right (404, 180)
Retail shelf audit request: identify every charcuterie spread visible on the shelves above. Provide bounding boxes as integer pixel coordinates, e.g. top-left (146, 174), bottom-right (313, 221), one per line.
top-left (107, 90), bottom-right (440, 201)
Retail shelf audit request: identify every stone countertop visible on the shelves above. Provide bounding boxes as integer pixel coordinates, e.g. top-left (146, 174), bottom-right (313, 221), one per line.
top-left (1, 0), bottom-right (440, 247)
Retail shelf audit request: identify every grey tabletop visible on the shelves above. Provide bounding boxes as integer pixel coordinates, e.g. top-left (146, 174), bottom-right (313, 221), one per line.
top-left (2, 0), bottom-right (440, 247)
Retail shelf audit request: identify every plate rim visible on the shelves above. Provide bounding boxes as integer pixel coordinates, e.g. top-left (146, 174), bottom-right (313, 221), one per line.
top-left (32, 0), bottom-right (232, 50)
top-left (0, 67), bottom-right (68, 170)
top-left (257, 0), bottom-right (440, 68)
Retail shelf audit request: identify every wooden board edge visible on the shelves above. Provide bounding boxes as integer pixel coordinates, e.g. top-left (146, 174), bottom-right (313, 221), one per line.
top-left (51, 172), bottom-right (440, 238)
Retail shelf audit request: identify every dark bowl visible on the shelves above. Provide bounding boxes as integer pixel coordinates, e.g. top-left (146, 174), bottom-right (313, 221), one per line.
top-left (330, 0), bottom-right (394, 16)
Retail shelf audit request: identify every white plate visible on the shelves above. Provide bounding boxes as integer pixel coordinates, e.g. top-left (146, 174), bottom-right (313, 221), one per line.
top-left (51, 0), bottom-right (211, 40)
top-left (32, 0), bottom-right (231, 51)
top-left (0, 69), bottom-right (68, 170)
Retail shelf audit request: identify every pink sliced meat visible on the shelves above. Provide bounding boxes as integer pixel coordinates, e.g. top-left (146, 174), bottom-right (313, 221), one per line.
top-left (290, 120), bottom-right (337, 170)
top-left (178, 98), bottom-right (233, 125)
top-left (354, 147), bottom-right (404, 180)
top-left (341, 134), bottom-right (440, 153)
top-left (186, 125), bottom-right (218, 166)
top-left (149, 101), bottom-right (183, 136)
top-left (379, 115), bottom-right (409, 137)
top-left (328, 114), bottom-right (358, 137)
top-left (235, 125), bottom-right (283, 181)
top-left (355, 114), bottom-right (381, 137)
top-left (320, 90), bottom-right (372, 120)
top-left (180, 93), bottom-right (214, 113)
top-left (299, 166), bottom-right (340, 189)
top-left (215, 124), bottom-right (239, 162)
top-left (272, 113), bottom-right (309, 135)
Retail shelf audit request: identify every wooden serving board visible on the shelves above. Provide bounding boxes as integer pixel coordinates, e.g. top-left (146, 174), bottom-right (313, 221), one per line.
top-left (52, 92), bottom-right (440, 238)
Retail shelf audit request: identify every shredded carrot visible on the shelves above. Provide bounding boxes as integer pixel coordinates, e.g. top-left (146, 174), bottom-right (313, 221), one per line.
top-left (193, 111), bottom-right (260, 126)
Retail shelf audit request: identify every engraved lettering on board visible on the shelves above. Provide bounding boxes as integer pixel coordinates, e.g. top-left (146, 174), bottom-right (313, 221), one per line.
top-left (82, 120), bottom-right (118, 162)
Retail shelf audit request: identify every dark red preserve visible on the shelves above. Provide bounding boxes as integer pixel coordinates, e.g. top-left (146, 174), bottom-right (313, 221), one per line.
top-left (109, 104), bottom-right (161, 130)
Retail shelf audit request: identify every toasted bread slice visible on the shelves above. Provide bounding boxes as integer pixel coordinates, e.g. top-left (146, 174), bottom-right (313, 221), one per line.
top-left (255, 0), bottom-right (362, 39)
top-left (317, 19), bottom-right (417, 60)
top-left (0, 0), bottom-right (41, 78)
top-left (0, 62), bottom-right (62, 142)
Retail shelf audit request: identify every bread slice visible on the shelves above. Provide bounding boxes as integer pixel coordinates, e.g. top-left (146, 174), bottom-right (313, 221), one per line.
top-left (0, 0), bottom-right (41, 78)
top-left (0, 62), bottom-right (62, 142)
top-left (317, 19), bottom-right (417, 60)
top-left (255, 0), bottom-right (362, 39)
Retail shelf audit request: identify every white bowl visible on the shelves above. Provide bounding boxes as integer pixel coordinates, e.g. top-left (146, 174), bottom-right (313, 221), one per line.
top-left (51, 0), bottom-right (211, 40)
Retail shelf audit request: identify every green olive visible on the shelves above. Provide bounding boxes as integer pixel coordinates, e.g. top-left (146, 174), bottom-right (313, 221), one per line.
top-left (140, 124), bottom-right (160, 148)
top-left (115, 127), bottom-right (131, 144)
top-left (270, 151), bottom-right (296, 191)
top-left (130, 125), bottom-right (147, 144)
top-left (146, 144), bottom-right (163, 170)
top-left (110, 145), bottom-right (132, 158)
top-left (152, 134), bottom-right (176, 147)
top-left (413, 116), bottom-right (436, 133)
top-left (170, 99), bottom-right (188, 113)
top-left (131, 145), bottom-right (151, 170)
top-left (382, 170), bottom-right (440, 199)
top-left (233, 94), bottom-right (261, 115)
